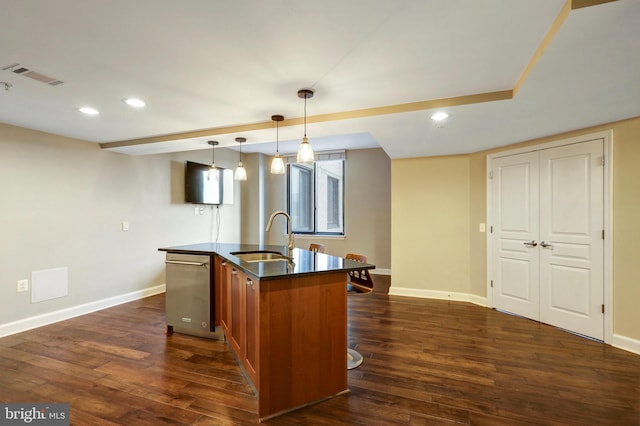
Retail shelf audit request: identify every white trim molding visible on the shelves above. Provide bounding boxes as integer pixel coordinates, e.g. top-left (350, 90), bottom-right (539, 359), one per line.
top-left (0, 284), bottom-right (166, 338)
top-left (612, 334), bottom-right (640, 356)
top-left (388, 286), bottom-right (487, 307)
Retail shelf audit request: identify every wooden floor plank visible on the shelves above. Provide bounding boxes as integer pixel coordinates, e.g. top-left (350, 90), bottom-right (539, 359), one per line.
top-left (1, 274), bottom-right (639, 425)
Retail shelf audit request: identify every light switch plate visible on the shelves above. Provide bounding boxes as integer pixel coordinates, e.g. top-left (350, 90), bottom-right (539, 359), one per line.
top-left (479, 223), bottom-right (486, 233)
top-left (17, 279), bottom-right (28, 292)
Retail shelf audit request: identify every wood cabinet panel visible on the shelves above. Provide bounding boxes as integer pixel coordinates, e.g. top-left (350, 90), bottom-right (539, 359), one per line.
top-left (216, 256), bottom-right (230, 333)
top-left (244, 274), bottom-right (259, 387)
top-left (228, 265), bottom-right (244, 357)
top-left (257, 272), bottom-right (347, 420)
top-left (219, 262), bottom-right (348, 421)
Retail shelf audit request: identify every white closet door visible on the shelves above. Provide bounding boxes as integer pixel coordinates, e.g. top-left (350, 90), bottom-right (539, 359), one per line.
top-left (539, 140), bottom-right (604, 340)
top-left (491, 152), bottom-right (540, 320)
top-left (490, 139), bottom-right (605, 340)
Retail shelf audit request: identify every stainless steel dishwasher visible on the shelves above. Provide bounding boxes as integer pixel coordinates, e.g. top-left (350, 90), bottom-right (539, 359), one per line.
top-left (165, 253), bottom-right (223, 339)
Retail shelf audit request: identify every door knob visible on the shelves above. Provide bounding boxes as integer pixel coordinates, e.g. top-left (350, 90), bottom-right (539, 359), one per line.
top-left (540, 241), bottom-right (553, 249)
top-left (523, 240), bottom-right (538, 248)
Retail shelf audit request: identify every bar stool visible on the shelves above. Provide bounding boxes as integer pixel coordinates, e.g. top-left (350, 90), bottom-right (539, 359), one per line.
top-left (309, 243), bottom-right (325, 253)
top-left (345, 253), bottom-right (373, 369)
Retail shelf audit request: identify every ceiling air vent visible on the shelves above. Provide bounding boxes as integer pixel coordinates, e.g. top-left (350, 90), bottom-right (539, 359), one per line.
top-left (1, 63), bottom-right (64, 86)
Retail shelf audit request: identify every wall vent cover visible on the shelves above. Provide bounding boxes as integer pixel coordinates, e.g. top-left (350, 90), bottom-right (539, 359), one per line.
top-left (1, 63), bottom-right (64, 86)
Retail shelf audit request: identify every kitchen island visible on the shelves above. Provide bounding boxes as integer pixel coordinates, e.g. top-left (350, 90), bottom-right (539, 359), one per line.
top-left (158, 242), bottom-right (375, 421)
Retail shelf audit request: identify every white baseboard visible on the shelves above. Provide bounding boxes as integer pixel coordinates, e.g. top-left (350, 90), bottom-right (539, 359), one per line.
top-left (612, 333), bottom-right (640, 356)
top-left (371, 268), bottom-right (391, 276)
top-left (388, 286), bottom-right (487, 306)
top-left (0, 284), bottom-right (166, 338)
top-left (468, 294), bottom-right (488, 307)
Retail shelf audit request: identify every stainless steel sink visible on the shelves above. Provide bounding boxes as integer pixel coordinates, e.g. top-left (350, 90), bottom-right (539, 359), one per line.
top-left (231, 251), bottom-right (288, 262)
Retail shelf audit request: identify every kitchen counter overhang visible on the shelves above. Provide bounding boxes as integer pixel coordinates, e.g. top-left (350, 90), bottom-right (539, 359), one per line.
top-left (158, 242), bottom-right (375, 280)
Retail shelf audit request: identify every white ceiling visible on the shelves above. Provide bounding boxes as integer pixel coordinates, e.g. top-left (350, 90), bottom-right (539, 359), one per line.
top-left (0, 0), bottom-right (638, 158)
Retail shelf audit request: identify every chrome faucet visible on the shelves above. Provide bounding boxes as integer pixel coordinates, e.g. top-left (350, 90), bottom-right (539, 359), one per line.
top-left (266, 210), bottom-right (295, 259)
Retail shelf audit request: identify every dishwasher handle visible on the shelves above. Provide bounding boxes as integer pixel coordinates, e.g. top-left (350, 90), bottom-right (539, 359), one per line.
top-left (165, 260), bottom-right (209, 267)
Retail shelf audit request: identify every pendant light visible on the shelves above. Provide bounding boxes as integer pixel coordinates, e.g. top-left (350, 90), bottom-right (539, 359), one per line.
top-left (207, 140), bottom-right (219, 181)
top-left (234, 137), bottom-right (248, 181)
top-left (270, 114), bottom-right (285, 174)
top-left (296, 88), bottom-right (315, 164)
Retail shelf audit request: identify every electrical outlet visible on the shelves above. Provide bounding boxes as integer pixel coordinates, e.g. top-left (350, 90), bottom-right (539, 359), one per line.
top-left (479, 223), bottom-right (486, 233)
top-left (17, 279), bottom-right (28, 292)
top-left (121, 221), bottom-right (129, 231)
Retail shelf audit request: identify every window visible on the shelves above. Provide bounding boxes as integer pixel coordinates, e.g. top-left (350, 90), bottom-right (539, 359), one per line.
top-left (327, 176), bottom-right (339, 228)
top-left (288, 158), bottom-right (344, 235)
top-left (289, 164), bottom-right (313, 232)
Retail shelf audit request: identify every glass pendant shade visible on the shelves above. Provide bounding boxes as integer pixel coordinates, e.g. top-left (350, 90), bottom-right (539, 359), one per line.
top-left (208, 164), bottom-right (219, 181)
top-left (271, 154), bottom-right (285, 174)
top-left (270, 114), bottom-right (286, 174)
top-left (297, 135), bottom-right (315, 164)
top-left (234, 162), bottom-right (247, 181)
top-left (297, 88), bottom-right (315, 164)
top-left (207, 140), bottom-right (219, 181)
top-left (234, 137), bottom-right (247, 181)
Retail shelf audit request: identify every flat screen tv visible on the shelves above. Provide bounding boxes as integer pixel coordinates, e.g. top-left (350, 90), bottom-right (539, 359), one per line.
top-left (185, 161), bottom-right (234, 205)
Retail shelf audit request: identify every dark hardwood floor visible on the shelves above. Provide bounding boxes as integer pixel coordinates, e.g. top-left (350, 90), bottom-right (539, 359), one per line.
top-left (1, 275), bottom-right (639, 425)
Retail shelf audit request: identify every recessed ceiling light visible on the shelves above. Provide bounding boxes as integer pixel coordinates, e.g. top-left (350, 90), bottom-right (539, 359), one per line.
top-left (77, 106), bottom-right (99, 115)
top-left (431, 112), bottom-right (449, 121)
top-left (124, 98), bottom-right (146, 108)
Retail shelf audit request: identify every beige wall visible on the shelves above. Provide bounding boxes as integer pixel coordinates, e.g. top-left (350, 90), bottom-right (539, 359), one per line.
top-left (392, 155), bottom-right (470, 293)
top-left (0, 123), bottom-right (241, 327)
top-left (468, 152), bottom-right (488, 297)
top-left (609, 118), bottom-right (640, 339)
top-left (392, 116), bottom-right (640, 341)
top-left (258, 148), bottom-right (392, 269)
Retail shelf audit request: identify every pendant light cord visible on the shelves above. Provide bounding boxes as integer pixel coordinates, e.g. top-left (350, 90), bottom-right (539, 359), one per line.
top-left (304, 96), bottom-right (308, 137)
top-left (207, 141), bottom-right (219, 167)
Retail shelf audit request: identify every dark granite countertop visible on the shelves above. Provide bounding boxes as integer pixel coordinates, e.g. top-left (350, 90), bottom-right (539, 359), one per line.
top-left (158, 242), bottom-right (375, 281)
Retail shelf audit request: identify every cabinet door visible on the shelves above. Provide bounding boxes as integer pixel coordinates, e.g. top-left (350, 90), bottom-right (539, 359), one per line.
top-left (218, 257), bottom-right (230, 333)
top-left (228, 266), bottom-right (245, 357)
top-left (244, 275), bottom-right (259, 386)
